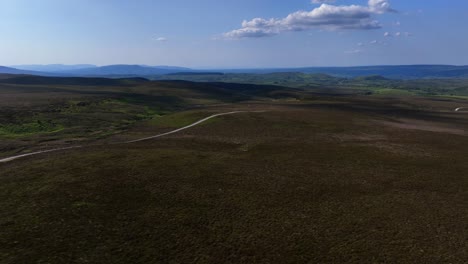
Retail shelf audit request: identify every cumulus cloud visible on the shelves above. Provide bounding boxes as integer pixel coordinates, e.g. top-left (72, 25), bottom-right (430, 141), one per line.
top-left (224, 0), bottom-right (396, 39)
top-left (368, 0), bottom-right (396, 14)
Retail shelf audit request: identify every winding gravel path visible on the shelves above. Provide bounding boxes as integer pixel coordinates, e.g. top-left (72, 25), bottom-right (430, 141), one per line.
top-left (0, 111), bottom-right (261, 163)
top-left (0, 146), bottom-right (83, 163)
top-left (125, 111), bottom-right (255, 143)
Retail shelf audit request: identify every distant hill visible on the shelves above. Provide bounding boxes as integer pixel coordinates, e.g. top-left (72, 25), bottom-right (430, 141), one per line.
top-left (11, 64), bottom-right (97, 72)
top-left (0, 66), bottom-right (45, 75)
top-left (168, 72), bottom-right (225, 76)
top-left (0, 74), bottom-right (299, 102)
top-left (0, 75), bottom-right (149, 86)
top-left (2, 64), bottom-right (468, 79)
top-left (224, 65), bottom-right (468, 79)
top-left (57, 65), bottom-right (194, 76)
top-left (148, 65), bottom-right (192, 71)
top-left (154, 72), bottom-right (345, 87)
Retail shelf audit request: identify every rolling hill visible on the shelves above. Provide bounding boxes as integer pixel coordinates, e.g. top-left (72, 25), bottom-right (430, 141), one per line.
top-left (11, 64), bottom-right (97, 72)
top-left (56, 65), bottom-right (193, 76)
top-left (224, 65), bottom-right (468, 79)
top-left (0, 66), bottom-right (46, 75)
top-left (2, 64), bottom-right (468, 79)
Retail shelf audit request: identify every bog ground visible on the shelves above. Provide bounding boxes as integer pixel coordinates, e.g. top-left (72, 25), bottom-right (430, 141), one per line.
top-left (1, 76), bottom-right (468, 263)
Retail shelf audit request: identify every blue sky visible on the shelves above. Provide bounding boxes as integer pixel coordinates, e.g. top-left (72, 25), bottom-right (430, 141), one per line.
top-left (1, 0), bottom-right (467, 68)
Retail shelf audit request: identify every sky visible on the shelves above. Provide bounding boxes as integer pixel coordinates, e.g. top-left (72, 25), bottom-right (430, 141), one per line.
top-left (1, 0), bottom-right (467, 68)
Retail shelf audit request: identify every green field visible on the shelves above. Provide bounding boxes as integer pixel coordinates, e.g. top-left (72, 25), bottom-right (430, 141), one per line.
top-left (1, 74), bottom-right (468, 263)
top-left (153, 72), bottom-right (468, 97)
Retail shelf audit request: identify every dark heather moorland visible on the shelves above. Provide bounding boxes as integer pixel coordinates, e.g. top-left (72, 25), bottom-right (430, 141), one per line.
top-left (1, 74), bottom-right (468, 263)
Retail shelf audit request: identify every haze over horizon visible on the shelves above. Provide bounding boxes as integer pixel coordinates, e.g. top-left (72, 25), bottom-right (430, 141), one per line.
top-left (1, 0), bottom-right (467, 68)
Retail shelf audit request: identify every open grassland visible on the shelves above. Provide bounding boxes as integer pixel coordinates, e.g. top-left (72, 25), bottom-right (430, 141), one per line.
top-left (1, 78), bottom-right (468, 263)
top-left (0, 76), bottom-right (299, 158)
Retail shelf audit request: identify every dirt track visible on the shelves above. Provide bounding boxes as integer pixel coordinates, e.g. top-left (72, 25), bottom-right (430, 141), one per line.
top-left (0, 111), bottom-right (262, 163)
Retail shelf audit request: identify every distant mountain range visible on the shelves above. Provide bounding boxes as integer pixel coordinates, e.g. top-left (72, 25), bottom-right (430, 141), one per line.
top-left (1, 64), bottom-right (468, 79)
top-left (0, 65), bottom-right (192, 77)
top-left (0, 66), bottom-right (45, 75)
top-left (57, 65), bottom-right (192, 76)
top-left (11, 64), bottom-right (97, 72)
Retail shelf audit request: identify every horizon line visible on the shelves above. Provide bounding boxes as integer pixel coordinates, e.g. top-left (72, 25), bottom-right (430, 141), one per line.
top-left (4, 63), bottom-right (468, 70)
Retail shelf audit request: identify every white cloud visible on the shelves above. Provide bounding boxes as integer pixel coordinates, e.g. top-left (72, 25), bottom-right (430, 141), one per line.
top-left (345, 49), bottom-right (363, 54)
top-left (368, 0), bottom-right (396, 14)
top-left (369, 40), bottom-right (386, 45)
top-left (156, 37), bottom-right (168, 42)
top-left (224, 0), bottom-right (396, 39)
top-left (312, 0), bottom-right (336, 3)
top-left (384, 31), bottom-right (412, 38)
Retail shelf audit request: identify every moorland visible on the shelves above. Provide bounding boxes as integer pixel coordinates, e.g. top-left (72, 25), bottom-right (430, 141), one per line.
top-left (1, 73), bottom-right (467, 263)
